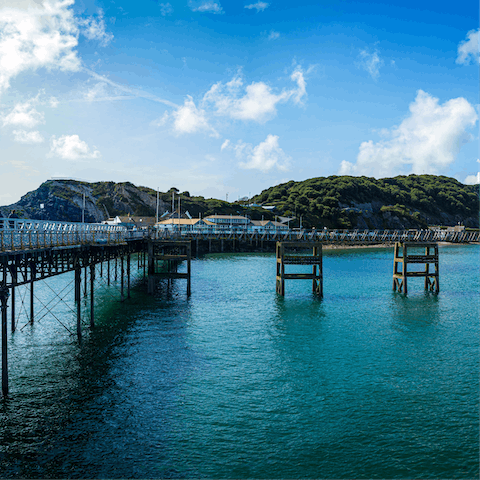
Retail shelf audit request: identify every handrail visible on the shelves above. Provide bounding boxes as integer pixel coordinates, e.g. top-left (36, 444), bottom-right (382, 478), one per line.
top-left (0, 217), bottom-right (478, 253)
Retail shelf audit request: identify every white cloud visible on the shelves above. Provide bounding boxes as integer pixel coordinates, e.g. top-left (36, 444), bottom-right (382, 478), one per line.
top-left (358, 48), bottom-right (383, 80)
top-left (159, 2), bottom-right (173, 16)
top-left (151, 111), bottom-right (169, 127)
top-left (244, 2), bottom-right (269, 12)
top-left (338, 90), bottom-right (478, 177)
top-left (49, 96), bottom-right (59, 108)
top-left (12, 129), bottom-right (44, 143)
top-left (221, 139), bottom-right (230, 151)
top-left (78, 9), bottom-right (113, 47)
top-left (456, 29), bottom-right (479, 65)
top-left (49, 134), bottom-right (100, 160)
top-left (268, 30), bottom-right (280, 40)
top-left (190, 1), bottom-right (224, 14)
top-left (0, 0), bottom-right (81, 94)
top-left (173, 96), bottom-right (217, 136)
top-left (2, 99), bottom-right (45, 128)
top-left (464, 172), bottom-right (480, 184)
top-left (203, 67), bottom-right (308, 123)
top-left (237, 134), bottom-right (290, 172)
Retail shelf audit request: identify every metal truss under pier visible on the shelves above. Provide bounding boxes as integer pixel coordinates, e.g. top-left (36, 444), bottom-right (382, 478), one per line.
top-left (0, 239), bottom-right (148, 397)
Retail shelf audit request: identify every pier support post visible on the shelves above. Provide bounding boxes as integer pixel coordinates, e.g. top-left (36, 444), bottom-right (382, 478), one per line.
top-left (143, 250), bottom-right (146, 282)
top-left (84, 266), bottom-right (88, 298)
top-left (276, 243), bottom-right (285, 295)
top-left (276, 242), bottom-right (323, 297)
top-left (75, 268), bottom-right (82, 342)
top-left (90, 264), bottom-right (95, 328)
top-left (187, 242), bottom-right (191, 296)
top-left (1, 286), bottom-right (9, 397)
top-left (9, 263), bottom-right (17, 332)
top-left (30, 282), bottom-right (34, 324)
top-left (107, 259), bottom-right (110, 286)
top-left (120, 256), bottom-right (124, 302)
top-left (393, 242), bottom-right (439, 294)
top-left (10, 285), bottom-right (15, 333)
top-left (127, 254), bottom-right (131, 299)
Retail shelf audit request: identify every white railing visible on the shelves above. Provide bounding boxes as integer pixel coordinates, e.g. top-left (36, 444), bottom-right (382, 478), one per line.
top-left (0, 217), bottom-right (145, 251)
top-left (153, 228), bottom-right (480, 243)
top-left (1, 217), bottom-right (478, 252)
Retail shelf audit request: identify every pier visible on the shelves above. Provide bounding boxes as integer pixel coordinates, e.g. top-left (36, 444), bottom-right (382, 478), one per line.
top-left (1, 217), bottom-right (478, 397)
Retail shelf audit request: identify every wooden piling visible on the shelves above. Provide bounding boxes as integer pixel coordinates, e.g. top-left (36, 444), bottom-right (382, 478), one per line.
top-left (120, 256), bottom-right (124, 302)
top-left (90, 264), bottom-right (95, 328)
top-left (276, 242), bottom-right (323, 297)
top-left (1, 287), bottom-right (9, 397)
top-left (75, 268), bottom-right (82, 341)
top-left (127, 253), bottom-right (131, 299)
top-left (393, 242), bottom-right (439, 294)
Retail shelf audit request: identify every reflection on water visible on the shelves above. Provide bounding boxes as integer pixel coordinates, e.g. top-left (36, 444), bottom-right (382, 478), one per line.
top-left (0, 246), bottom-right (478, 478)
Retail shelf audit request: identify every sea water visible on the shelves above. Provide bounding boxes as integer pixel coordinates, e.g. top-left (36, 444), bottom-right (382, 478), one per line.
top-left (0, 245), bottom-right (478, 478)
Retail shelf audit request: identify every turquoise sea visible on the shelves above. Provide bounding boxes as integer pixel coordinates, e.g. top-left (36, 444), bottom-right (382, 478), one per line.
top-left (0, 244), bottom-right (478, 478)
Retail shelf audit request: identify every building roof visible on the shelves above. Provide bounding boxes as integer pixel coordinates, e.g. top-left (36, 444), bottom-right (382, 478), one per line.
top-left (204, 214), bottom-right (249, 220)
top-left (156, 218), bottom-right (202, 225)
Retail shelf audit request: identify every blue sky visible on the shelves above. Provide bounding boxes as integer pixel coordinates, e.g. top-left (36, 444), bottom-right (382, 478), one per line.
top-left (0, 0), bottom-right (478, 204)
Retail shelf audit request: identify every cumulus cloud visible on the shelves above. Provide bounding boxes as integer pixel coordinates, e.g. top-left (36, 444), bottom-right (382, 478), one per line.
top-left (220, 139), bottom-right (230, 151)
top-left (268, 30), bottom-right (280, 40)
top-left (78, 9), bottom-right (113, 46)
top-left (203, 67), bottom-right (308, 123)
top-left (173, 96), bottom-right (217, 136)
top-left (338, 90), bottom-right (478, 177)
top-left (0, 0), bottom-right (81, 94)
top-left (244, 2), bottom-right (269, 12)
top-left (2, 99), bottom-right (45, 128)
top-left (464, 172), bottom-right (480, 184)
top-left (189, 1), bottom-right (224, 14)
top-left (12, 129), bottom-right (44, 143)
top-left (49, 134), bottom-right (100, 160)
top-left (159, 2), bottom-right (173, 16)
top-left (456, 29), bottom-right (479, 65)
top-left (236, 134), bottom-right (290, 172)
top-left (358, 48), bottom-right (383, 80)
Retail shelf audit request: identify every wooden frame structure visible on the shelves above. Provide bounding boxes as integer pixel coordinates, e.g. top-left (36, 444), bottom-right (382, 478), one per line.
top-left (147, 240), bottom-right (191, 296)
top-left (393, 242), bottom-right (439, 294)
top-left (276, 242), bottom-right (323, 296)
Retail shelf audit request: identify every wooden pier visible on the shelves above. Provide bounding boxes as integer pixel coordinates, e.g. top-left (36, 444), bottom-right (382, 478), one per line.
top-left (393, 242), bottom-right (439, 294)
top-left (147, 241), bottom-right (191, 295)
top-left (276, 242), bottom-right (323, 296)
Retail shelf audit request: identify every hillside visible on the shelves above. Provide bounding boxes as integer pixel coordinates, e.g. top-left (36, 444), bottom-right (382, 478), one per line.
top-left (0, 180), bottom-right (273, 223)
top-left (252, 174), bottom-right (479, 229)
top-left (0, 175), bottom-right (478, 229)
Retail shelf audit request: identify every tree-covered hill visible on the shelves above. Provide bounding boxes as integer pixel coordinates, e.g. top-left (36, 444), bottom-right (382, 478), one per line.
top-left (0, 180), bottom-right (273, 223)
top-left (252, 174), bottom-right (479, 229)
top-left (0, 175), bottom-right (478, 229)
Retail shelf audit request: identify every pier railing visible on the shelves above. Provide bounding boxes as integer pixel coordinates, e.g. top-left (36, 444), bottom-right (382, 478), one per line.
top-left (1, 217), bottom-right (479, 252)
top-left (0, 218), bottom-right (134, 251)
top-left (153, 228), bottom-right (480, 244)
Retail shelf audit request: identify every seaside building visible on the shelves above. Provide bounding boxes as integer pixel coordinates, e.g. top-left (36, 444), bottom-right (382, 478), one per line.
top-left (155, 214), bottom-right (290, 233)
top-left (103, 216), bottom-right (156, 229)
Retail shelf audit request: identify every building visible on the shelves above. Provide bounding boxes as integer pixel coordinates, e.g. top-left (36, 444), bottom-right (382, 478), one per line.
top-left (103, 216), bottom-right (156, 229)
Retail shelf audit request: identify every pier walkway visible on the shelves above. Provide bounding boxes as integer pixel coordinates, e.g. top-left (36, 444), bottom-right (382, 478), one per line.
top-left (0, 217), bottom-right (478, 397)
